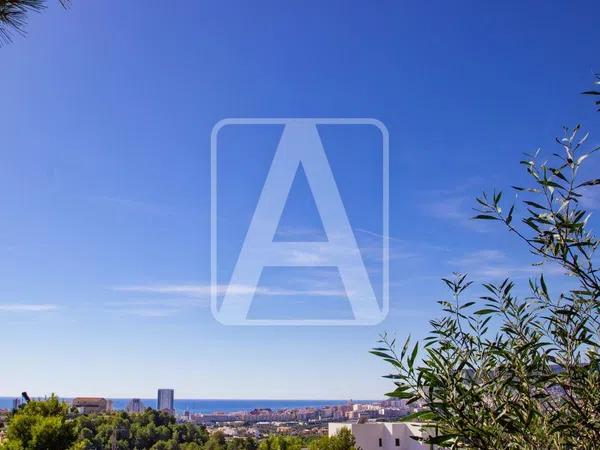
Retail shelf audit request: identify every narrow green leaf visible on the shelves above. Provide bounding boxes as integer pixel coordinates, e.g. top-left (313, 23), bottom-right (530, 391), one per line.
top-left (472, 214), bottom-right (498, 220)
top-left (577, 179), bottom-right (600, 187)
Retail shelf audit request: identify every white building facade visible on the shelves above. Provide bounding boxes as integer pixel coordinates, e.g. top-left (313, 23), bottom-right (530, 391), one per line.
top-left (329, 422), bottom-right (436, 450)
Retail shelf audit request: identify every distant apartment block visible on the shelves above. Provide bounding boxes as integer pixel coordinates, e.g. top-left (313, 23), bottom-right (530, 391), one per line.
top-left (72, 397), bottom-right (109, 414)
top-left (329, 422), bottom-right (436, 450)
top-left (346, 409), bottom-right (379, 421)
top-left (11, 398), bottom-right (22, 411)
top-left (157, 389), bottom-right (175, 413)
top-left (127, 398), bottom-right (145, 413)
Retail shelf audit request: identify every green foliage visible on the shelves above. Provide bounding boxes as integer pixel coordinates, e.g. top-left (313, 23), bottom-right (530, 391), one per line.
top-left (180, 444), bottom-right (205, 450)
top-left (258, 435), bottom-right (303, 450)
top-left (0, 0), bottom-right (68, 45)
top-left (1, 395), bottom-right (77, 450)
top-left (204, 431), bottom-right (227, 450)
top-left (0, 402), bottom-right (211, 450)
top-left (373, 109), bottom-right (600, 447)
top-left (583, 73), bottom-right (600, 112)
top-left (308, 427), bottom-right (357, 450)
top-left (227, 437), bottom-right (258, 450)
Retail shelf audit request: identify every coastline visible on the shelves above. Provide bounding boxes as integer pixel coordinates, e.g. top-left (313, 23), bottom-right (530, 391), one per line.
top-left (0, 397), bottom-right (372, 414)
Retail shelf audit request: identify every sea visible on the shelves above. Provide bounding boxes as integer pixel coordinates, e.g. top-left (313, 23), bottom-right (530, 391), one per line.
top-left (0, 398), bottom-right (360, 414)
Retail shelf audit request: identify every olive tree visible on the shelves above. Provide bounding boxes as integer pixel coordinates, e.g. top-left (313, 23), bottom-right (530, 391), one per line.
top-left (372, 80), bottom-right (600, 449)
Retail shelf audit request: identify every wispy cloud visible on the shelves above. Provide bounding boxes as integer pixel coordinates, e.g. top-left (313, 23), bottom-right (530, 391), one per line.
top-left (421, 177), bottom-right (493, 232)
top-left (0, 303), bottom-right (58, 312)
top-left (104, 298), bottom-right (207, 308)
top-left (355, 228), bottom-right (449, 257)
top-left (90, 195), bottom-right (172, 216)
top-left (424, 196), bottom-right (488, 231)
top-left (447, 249), bottom-right (505, 267)
top-left (112, 283), bottom-right (346, 298)
top-left (354, 228), bottom-right (403, 243)
top-left (355, 228), bottom-right (419, 261)
top-left (113, 284), bottom-right (211, 296)
top-left (274, 226), bottom-right (327, 241)
top-left (108, 281), bottom-right (350, 318)
top-left (103, 297), bottom-right (209, 318)
top-left (111, 225), bottom-right (457, 318)
top-left (272, 226), bottom-right (427, 263)
top-left (120, 308), bottom-right (180, 317)
top-left (447, 249), bottom-right (564, 280)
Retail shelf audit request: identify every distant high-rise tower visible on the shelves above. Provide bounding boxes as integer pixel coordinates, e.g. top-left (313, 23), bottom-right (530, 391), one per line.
top-left (12, 398), bottom-right (22, 411)
top-left (127, 398), bottom-right (145, 413)
top-left (157, 389), bottom-right (174, 413)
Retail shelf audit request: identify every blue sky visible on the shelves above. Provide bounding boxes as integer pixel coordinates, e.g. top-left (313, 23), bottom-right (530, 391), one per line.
top-left (1, 0), bottom-right (599, 399)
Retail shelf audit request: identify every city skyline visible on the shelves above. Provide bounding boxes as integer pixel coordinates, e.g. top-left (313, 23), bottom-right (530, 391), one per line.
top-left (0, 394), bottom-right (404, 419)
top-left (1, 0), bottom-right (599, 400)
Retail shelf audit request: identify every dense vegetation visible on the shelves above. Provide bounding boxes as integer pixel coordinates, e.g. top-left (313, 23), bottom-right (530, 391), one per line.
top-left (373, 78), bottom-right (600, 448)
top-left (0, 396), bottom-right (356, 450)
top-left (0, 396), bottom-right (210, 449)
top-left (308, 428), bottom-right (356, 450)
top-left (255, 428), bottom-right (356, 450)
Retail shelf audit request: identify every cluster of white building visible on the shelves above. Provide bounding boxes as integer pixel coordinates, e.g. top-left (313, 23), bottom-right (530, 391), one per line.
top-left (189, 404), bottom-right (349, 425)
top-left (189, 400), bottom-right (419, 425)
top-left (344, 400), bottom-right (416, 421)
